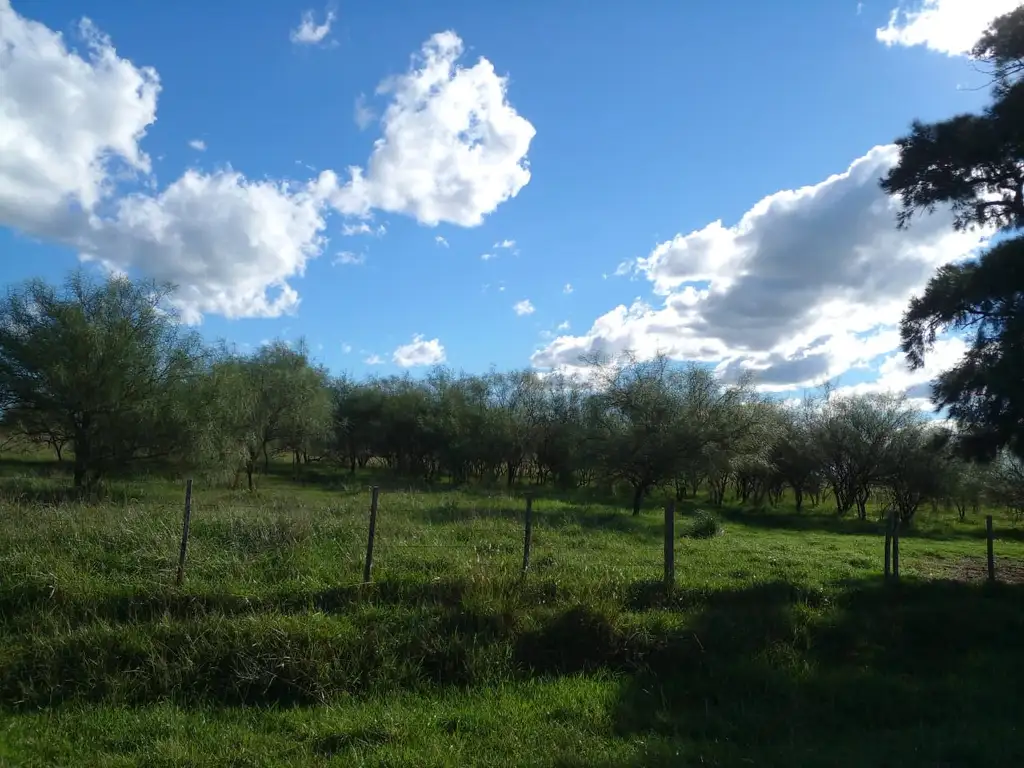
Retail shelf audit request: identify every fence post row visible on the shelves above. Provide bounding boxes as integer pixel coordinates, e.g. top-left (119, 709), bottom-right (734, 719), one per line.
top-left (175, 478), bottom-right (193, 587)
top-left (363, 486), bottom-right (380, 584)
top-left (664, 501), bottom-right (675, 588)
top-left (522, 494), bottom-right (533, 575)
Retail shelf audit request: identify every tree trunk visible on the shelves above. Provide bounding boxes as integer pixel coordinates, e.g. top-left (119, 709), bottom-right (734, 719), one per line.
top-left (632, 484), bottom-right (645, 516)
top-left (794, 487), bottom-right (803, 513)
top-left (73, 459), bottom-right (86, 489)
top-left (72, 430), bottom-right (89, 489)
top-left (246, 464), bottom-right (255, 491)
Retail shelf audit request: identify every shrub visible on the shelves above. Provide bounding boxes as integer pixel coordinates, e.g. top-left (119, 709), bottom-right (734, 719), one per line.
top-left (683, 509), bottom-right (722, 539)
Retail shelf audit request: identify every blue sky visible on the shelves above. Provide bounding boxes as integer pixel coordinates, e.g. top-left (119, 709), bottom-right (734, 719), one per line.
top-left (0, 0), bottom-right (1015, 402)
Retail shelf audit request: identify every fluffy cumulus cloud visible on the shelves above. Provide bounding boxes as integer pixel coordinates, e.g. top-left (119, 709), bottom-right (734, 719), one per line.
top-left (0, 1), bottom-right (333, 321)
top-left (0, 4), bottom-right (535, 323)
top-left (0, 1), bottom-right (159, 232)
top-left (876, 0), bottom-right (1019, 56)
top-left (84, 170), bottom-right (333, 322)
top-left (533, 145), bottom-right (989, 397)
top-left (290, 8), bottom-right (335, 45)
top-left (392, 334), bottom-right (446, 367)
top-left (329, 31), bottom-right (536, 227)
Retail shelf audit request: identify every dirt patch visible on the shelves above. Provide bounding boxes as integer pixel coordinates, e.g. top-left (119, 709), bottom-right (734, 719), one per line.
top-left (942, 556), bottom-right (1024, 585)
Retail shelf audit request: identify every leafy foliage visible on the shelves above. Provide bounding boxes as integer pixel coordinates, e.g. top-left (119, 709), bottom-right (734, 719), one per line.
top-left (0, 271), bottom-right (208, 488)
top-left (881, 6), bottom-right (1024, 462)
top-left (682, 509), bottom-right (722, 539)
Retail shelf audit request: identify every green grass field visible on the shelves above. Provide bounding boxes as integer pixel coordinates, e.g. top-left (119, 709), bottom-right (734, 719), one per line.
top-left (2, 457), bottom-right (1024, 766)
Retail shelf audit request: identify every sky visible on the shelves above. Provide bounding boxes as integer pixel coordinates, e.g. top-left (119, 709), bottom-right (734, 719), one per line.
top-left (0, 0), bottom-right (1017, 405)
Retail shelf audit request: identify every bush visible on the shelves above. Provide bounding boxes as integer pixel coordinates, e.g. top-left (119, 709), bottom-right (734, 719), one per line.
top-left (683, 509), bottom-right (722, 539)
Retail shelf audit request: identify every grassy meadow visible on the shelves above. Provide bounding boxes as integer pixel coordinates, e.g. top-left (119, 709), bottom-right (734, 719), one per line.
top-left (2, 455), bottom-right (1024, 766)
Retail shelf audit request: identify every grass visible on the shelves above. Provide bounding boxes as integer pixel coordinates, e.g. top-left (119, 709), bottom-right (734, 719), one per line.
top-left (2, 456), bottom-right (1024, 766)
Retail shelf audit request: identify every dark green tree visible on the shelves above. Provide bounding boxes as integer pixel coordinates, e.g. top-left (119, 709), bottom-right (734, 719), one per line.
top-left (880, 6), bottom-right (1024, 460)
top-left (0, 271), bottom-right (207, 488)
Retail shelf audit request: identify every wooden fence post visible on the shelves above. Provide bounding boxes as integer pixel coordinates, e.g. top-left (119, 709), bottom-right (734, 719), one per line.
top-left (363, 486), bottom-right (380, 584)
top-left (884, 509), bottom-right (893, 582)
top-left (892, 513), bottom-right (900, 582)
top-left (175, 478), bottom-right (193, 587)
top-left (522, 494), bottom-right (533, 575)
top-left (664, 501), bottom-right (675, 588)
top-left (986, 515), bottom-right (995, 583)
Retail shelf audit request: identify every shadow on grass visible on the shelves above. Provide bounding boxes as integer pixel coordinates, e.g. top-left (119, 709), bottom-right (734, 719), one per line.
top-left (5, 570), bottom-right (1024, 766)
top-left (553, 579), bottom-right (1024, 766)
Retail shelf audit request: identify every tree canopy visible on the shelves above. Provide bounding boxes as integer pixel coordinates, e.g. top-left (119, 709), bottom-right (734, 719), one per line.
top-left (4, 268), bottom-right (1024, 525)
top-left (880, 5), bottom-right (1024, 461)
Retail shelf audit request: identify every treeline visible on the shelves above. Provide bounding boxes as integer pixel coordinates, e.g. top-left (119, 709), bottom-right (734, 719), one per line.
top-left (1, 271), bottom-right (1022, 521)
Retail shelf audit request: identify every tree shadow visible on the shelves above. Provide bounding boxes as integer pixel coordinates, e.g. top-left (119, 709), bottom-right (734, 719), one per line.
top-left (0, 577), bottom-right (480, 630)
top-left (564, 577), bottom-right (1024, 766)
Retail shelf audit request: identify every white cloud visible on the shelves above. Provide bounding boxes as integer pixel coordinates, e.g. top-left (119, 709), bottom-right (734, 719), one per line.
top-left (514, 299), bottom-right (535, 316)
top-left (480, 252), bottom-right (495, 260)
top-left (392, 334), bottom-right (446, 367)
top-left (0, 4), bottom-right (337, 323)
top-left (435, 235), bottom-right (449, 247)
top-left (188, 139), bottom-right (206, 151)
top-left (494, 238), bottom-right (516, 249)
top-left (329, 31), bottom-right (536, 227)
top-left (290, 8), bottom-right (335, 45)
top-left (341, 221), bottom-right (386, 236)
top-left (0, 6), bottom-right (536, 325)
top-left (354, 93), bottom-right (375, 130)
top-left (876, 0), bottom-right (1019, 56)
top-left (84, 169), bottom-right (335, 322)
top-left (342, 342), bottom-right (353, 353)
top-left (563, 283), bottom-right (574, 294)
top-left (613, 260), bottom-right (634, 277)
top-left (333, 250), bottom-right (365, 266)
top-left (0, 2), bottom-right (159, 232)
top-left (557, 320), bottom-right (571, 331)
top-left (835, 336), bottom-right (968, 405)
top-left (365, 353), bottom-right (384, 365)
top-left (533, 145), bottom-right (989, 394)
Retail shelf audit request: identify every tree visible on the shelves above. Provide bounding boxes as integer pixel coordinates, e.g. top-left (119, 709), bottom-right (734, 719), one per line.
top-left (877, 422), bottom-right (950, 524)
top-left (0, 271), bottom-right (207, 489)
top-left (812, 393), bottom-right (919, 519)
top-left (587, 354), bottom-right (690, 515)
top-left (881, 6), bottom-right (1024, 461)
top-left (771, 398), bottom-right (823, 512)
top-left (216, 341), bottom-right (331, 490)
